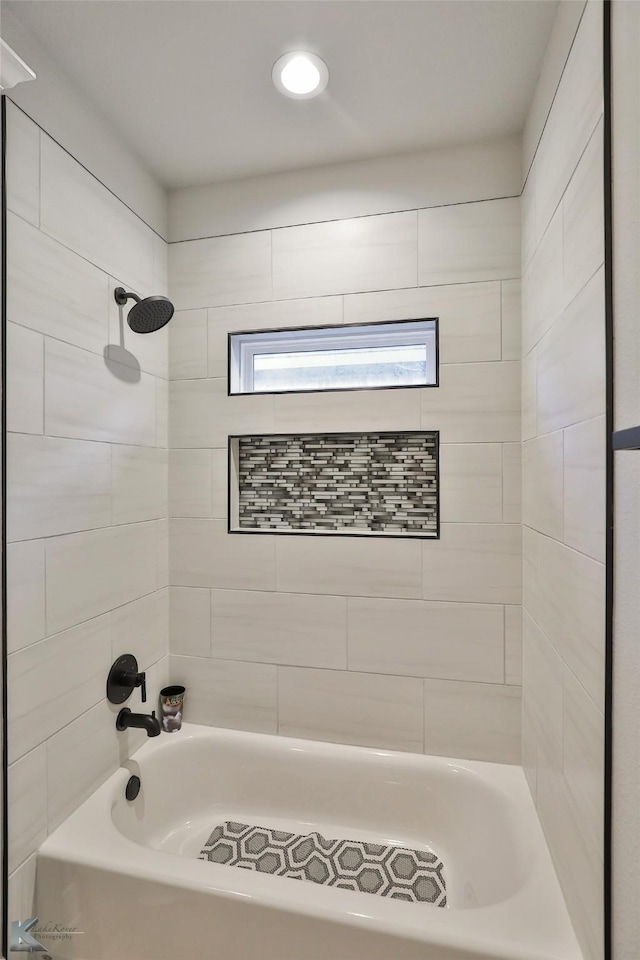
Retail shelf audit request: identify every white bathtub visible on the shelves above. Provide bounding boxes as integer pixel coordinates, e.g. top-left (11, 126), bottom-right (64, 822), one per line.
top-left (36, 723), bottom-right (582, 960)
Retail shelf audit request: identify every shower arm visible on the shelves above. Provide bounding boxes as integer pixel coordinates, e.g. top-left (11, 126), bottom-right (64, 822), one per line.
top-left (114, 287), bottom-right (141, 307)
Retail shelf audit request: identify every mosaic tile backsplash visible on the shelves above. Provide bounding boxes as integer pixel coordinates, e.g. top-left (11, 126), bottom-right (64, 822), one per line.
top-left (234, 431), bottom-right (438, 537)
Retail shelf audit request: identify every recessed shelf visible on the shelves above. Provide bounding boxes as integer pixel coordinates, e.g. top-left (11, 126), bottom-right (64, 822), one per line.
top-left (228, 431), bottom-right (439, 539)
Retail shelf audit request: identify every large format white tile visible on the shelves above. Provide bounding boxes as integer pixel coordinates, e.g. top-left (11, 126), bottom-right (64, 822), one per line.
top-left (522, 696), bottom-right (538, 800)
top-left (536, 536), bottom-right (606, 712)
top-left (45, 338), bottom-right (157, 446)
top-left (562, 665), bottom-right (604, 856)
top-left (7, 323), bottom-right (44, 435)
top-left (170, 655), bottom-right (277, 733)
top-left (503, 443), bottom-right (522, 524)
top-left (534, 0), bottom-right (603, 237)
top-left (169, 448), bottom-right (226, 519)
top-left (347, 598), bottom-right (504, 682)
top-left (7, 433), bottom-right (111, 541)
top-left (169, 231), bottom-right (272, 310)
top-left (439, 443), bottom-right (503, 522)
top-left (8, 613), bottom-right (112, 763)
top-left (536, 749), bottom-right (603, 960)
top-left (169, 449), bottom-right (213, 517)
top-left (153, 231), bottom-right (169, 295)
top-left (522, 525), bottom-right (539, 621)
top-left (501, 280), bottom-right (522, 361)
top-left (6, 540), bottom-right (45, 654)
top-left (564, 415), bottom-right (606, 562)
top-left (40, 135), bottom-right (155, 291)
top-left (423, 679), bottom-right (521, 764)
top-left (156, 376), bottom-right (169, 448)
top-left (8, 746), bottom-right (47, 873)
top-left (563, 120), bottom-right (604, 308)
top-left (278, 667), bottom-right (424, 752)
top-left (536, 268), bottom-right (606, 435)
top-left (107, 276), bottom-right (169, 380)
top-left (212, 448), bottom-right (228, 518)
top-left (112, 445), bottom-right (168, 525)
top-left (8, 212), bottom-right (109, 355)
top-left (170, 587), bottom-right (211, 657)
top-left (273, 211), bottom-right (417, 299)
top-left (155, 518), bottom-right (169, 589)
top-left (146, 653), bottom-right (171, 702)
top-left (169, 309), bottom-right (208, 379)
top-left (522, 611), bottom-right (563, 766)
top-left (208, 296), bottom-right (343, 378)
top-left (505, 605), bottom-right (523, 685)
top-left (211, 590), bottom-right (347, 669)
top-left (273, 386), bottom-right (420, 435)
top-left (523, 432), bottom-right (564, 540)
top-left (170, 519), bottom-right (275, 590)
top-left (343, 282), bottom-right (502, 364)
top-left (521, 164), bottom-right (537, 271)
top-left (522, 348), bottom-right (537, 442)
top-left (170, 378), bottom-right (274, 448)
top-left (6, 104), bottom-right (39, 226)
top-left (418, 198), bottom-right (520, 286)
top-left (422, 524), bottom-right (521, 604)
top-left (522, 207), bottom-right (563, 354)
top-left (46, 700), bottom-right (122, 832)
top-left (45, 522), bottom-right (158, 635)
top-left (421, 361), bottom-right (520, 442)
top-left (276, 534), bottom-right (422, 599)
top-left (8, 856), bottom-right (37, 944)
top-left (111, 589), bottom-right (169, 670)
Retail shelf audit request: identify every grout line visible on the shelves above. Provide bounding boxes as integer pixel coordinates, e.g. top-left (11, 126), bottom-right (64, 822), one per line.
top-left (175, 274), bottom-right (522, 314)
top-left (166, 654), bottom-right (518, 689)
top-left (527, 114), bottom-right (604, 252)
top-left (503, 604), bottom-right (507, 684)
top-left (41, 330), bottom-right (46, 435)
top-left (345, 597), bottom-right (350, 672)
top-left (521, 0), bottom-right (589, 192)
top-left (9, 203), bottom-right (159, 303)
top-left (6, 316), bottom-right (169, 382)
top-left (169, 195), bottom-right (522, 245)
top-left (501, 441), bottom-right (505, 526)
top-left (6, 99), bottom-right (167, 242)
top-left (415, 209), bottom-right (419, 287)
top-left (499, 280), bottom-right (504, 361)
top-left (37, 128), bottom-right (42, 231)
top-left (522, 521), bottom-right (605, 566)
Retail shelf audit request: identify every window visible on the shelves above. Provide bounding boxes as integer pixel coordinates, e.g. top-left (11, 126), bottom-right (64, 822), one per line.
top-left (229, 319), bottom-right (438, 395)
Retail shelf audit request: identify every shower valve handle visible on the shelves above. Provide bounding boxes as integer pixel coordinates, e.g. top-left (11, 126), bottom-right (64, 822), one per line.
top-left (122, 671), bottom-right (147, 703)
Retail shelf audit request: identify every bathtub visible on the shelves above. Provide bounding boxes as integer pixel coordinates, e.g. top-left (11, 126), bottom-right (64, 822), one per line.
top-left (36, 723), bottom-right (582, 960)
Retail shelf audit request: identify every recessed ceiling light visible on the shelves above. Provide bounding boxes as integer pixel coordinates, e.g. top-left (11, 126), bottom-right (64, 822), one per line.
top-left (272, 52), bottom-right (329, 100)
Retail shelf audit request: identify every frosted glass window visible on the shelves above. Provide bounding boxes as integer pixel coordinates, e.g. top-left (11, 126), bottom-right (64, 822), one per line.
top-left (229, 319), bottom-right (437, 395)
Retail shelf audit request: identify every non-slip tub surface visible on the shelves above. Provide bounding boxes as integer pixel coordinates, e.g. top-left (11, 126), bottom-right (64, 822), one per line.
top-left (198, 821), bottom-right (447, 905)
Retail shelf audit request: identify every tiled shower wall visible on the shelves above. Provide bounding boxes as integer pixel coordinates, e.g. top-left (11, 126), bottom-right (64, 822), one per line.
top-left (520, 2), bottom-right (605, 958)
top-left (4, 102), bottom-right (169, 927)
top-left (168, 185), bottom-right (523, 762)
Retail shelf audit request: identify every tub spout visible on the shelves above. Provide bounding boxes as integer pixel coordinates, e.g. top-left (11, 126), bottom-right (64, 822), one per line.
top-left (116, 707), bottom-right (161, 737)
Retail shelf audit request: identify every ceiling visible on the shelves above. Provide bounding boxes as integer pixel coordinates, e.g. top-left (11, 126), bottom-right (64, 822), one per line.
top-left (3, 0), bottom-right (558, 189)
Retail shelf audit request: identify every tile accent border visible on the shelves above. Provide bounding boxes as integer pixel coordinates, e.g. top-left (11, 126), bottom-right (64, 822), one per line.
top-left (229, 431), bottom-right (439, 539)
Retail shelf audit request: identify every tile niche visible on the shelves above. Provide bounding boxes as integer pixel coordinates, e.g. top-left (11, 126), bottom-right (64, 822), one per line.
top-left (229, 431), bottom-right (439, 538)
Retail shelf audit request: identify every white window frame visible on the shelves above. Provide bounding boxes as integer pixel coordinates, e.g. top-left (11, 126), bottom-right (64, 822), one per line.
top-left (229, 319), bottom-right (438, 395)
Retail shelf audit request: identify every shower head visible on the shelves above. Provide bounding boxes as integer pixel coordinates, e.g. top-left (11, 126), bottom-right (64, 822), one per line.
top-left (114, 287), bottom-right (174, 334)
